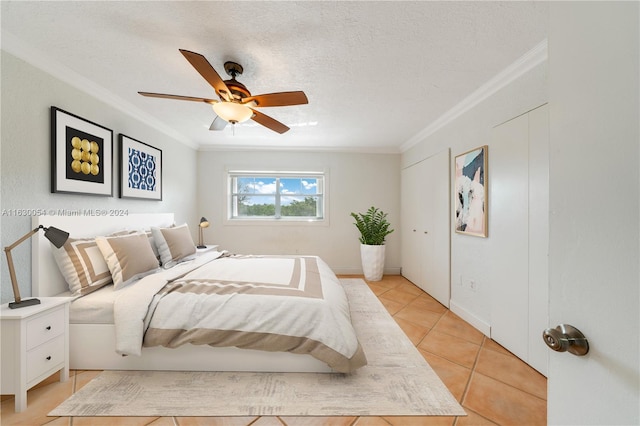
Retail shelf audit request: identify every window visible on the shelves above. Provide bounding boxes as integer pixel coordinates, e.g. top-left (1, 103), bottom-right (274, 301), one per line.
top-left (228, 171), bottom-right (325, 221)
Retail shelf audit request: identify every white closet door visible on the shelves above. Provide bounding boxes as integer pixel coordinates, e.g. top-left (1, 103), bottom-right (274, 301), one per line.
top-left (401, 149), bottom-right (450, 307)
top-left (490, 105), bottom-right (549, 375)
top-left (490, 113), bottom-right (530, 361)
top-left (423, 149), bottom-right (450, 307)
top-left (401, 163), bottom-right (422, 285)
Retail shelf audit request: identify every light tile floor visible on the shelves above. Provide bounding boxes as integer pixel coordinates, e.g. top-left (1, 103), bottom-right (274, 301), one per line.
top-left (1, 275), bottom-right (546, 425)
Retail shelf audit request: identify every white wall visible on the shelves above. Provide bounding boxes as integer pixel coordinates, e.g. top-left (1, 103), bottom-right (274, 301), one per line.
top-left (197, 149), bottom-right (401, 274)
top-left (0, 51), bottom-right (199, 303)
top-left (402, 59), bottom-right (548, 332)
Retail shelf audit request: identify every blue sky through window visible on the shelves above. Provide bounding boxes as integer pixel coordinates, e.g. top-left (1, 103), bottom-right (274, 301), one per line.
top-left (237, 177), bottom-right (319, 205)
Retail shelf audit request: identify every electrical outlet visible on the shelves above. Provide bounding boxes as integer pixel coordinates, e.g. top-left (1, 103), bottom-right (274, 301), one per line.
top-left (470, 280), bottom-right (477, 292)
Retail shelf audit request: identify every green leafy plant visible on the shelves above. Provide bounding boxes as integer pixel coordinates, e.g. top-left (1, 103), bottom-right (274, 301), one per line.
top-left (350, 206), bottom-right (394, 245)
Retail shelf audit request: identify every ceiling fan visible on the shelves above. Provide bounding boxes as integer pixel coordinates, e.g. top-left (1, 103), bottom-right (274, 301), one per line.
top-left (139, 49), bottom-right (308, 134)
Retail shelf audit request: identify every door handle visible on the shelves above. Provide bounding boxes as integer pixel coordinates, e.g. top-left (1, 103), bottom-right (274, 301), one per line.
top-left (542, 324), bottom-right (589, 356)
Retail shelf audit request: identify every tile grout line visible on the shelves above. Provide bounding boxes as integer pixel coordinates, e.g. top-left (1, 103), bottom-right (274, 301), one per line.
top-left (475, 340), bottom-right (549, 402)
top-left (394, 297), bottom-right (466, 425)
top-left (461, 335), bottom-right (485, 401)
top-left (456, 335), bottom-right (499, 426)
top-left (411, 309), bottom-right (447, 348)
top-left (69, 372), bottom-right (76, 426)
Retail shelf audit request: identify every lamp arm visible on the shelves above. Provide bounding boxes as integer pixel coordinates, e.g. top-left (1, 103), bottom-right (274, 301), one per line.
top-left (3, 226), bottom-right (43, 304)
top-left (4, 226), bottom-right (42, 251)
top-left (5, 248), bottom-right (22, 303)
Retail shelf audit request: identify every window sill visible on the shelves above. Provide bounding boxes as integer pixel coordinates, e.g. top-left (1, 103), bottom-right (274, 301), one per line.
top-left (223, 218), bottom-right (329, 227)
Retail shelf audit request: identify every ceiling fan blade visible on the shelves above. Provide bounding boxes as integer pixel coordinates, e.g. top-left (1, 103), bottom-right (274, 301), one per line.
top-left (242, 91), bottom-right (308, 107)
top-left (138, 92), bottom-right (218, 104)
top-left (209, 115), bottom-right (227, 131)
top-left (250, 109), bottom-right (290, 134)
top-left (179, 49), bottom-right (231, 101)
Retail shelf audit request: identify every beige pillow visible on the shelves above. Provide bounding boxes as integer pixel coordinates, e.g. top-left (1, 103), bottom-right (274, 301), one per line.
top-left (150, 224), bottom-right (196, 265)
top-left (50, 237), bottom-right (113, 296)
top-left (95, 233), bottom-right (160, 290)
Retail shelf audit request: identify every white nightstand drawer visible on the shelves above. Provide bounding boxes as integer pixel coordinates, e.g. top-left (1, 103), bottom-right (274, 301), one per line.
top-left (27, 335), bottom-right (65, 383)
top-left (2, 297), bottom-right (70, 412)
top-left (26, 307), bottom-right (65, 350)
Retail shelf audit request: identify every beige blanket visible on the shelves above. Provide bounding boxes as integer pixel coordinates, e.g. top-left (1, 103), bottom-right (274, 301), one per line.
top-left (115, 252), bottom-right (366, 373)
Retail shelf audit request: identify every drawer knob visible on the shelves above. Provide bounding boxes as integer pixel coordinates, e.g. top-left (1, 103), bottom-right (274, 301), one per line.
top-left (46, 356), bottom-right (52, 361)
top-left (46, 326), bottom-right (52, 331)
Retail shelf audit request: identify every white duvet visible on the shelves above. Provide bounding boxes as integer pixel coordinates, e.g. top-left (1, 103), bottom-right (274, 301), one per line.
top-left (113, 251), bottom-right (367, 373)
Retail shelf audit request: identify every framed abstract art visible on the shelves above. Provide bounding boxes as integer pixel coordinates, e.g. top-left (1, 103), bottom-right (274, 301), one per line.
top-left (454, 145), bottom-right (488, 237)
top-left (51, 107), bottom-right (113, 196)
top-left (118, 134), bottom-right (162, 200)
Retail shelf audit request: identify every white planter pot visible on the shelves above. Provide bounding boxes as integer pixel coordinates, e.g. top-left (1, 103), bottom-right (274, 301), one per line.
top-left (360, 244), bottom-right (385, 281)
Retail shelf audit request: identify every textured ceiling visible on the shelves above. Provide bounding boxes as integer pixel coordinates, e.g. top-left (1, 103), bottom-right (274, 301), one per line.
top-left (1, 1), bottom-right (548, 152)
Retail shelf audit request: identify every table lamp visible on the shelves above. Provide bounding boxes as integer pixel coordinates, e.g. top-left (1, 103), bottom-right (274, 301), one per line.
top-left (197, 217), bottom-right (210, 249)
top-left (4, 225), bottom-right (69, 309)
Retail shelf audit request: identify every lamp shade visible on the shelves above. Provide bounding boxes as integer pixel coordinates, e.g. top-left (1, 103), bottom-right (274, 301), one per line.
top-left (44, 226), bottom-right (69, 248)
top-left (197, 217), bottom-right (210, 249)
top-left (199, 217), bottom-right (210, 228)
top-left (212, 102), bottom-right (253, 124)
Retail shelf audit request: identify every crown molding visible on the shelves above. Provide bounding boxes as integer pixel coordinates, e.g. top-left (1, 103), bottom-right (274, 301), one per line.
top-left (400, 39), bottom-right (548, 153)
top-left (1, 30), bottom-right (197, 149)
top-left (197, 143), bottom-right (401, 155)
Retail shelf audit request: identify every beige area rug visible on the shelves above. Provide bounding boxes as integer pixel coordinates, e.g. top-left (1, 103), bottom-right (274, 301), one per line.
top-left (50, 279), bottom-right (465, 417)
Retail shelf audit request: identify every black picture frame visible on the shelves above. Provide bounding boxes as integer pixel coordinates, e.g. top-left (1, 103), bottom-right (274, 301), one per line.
top-left (51, 107), bottom-right (113, 196)
top-left (119, 134), bottom-right (163, 200)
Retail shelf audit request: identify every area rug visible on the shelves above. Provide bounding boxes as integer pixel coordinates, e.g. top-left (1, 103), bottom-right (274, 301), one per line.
top-left (50, 279), bottom-right (465, 417)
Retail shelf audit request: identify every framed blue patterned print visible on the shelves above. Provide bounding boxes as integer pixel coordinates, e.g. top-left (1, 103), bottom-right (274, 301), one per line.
top-left (118, 134), bottom-right (162, 200)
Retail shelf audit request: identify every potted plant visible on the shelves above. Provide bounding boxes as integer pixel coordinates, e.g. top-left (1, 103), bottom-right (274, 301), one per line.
top-left (350, 206), bottom-right (394, 281)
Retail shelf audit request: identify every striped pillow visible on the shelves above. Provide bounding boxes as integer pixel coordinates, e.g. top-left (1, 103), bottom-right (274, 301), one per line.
top-left (95, 233), bottom-right (160, 290)
top-left (50, 237), bottom-right (113, 296)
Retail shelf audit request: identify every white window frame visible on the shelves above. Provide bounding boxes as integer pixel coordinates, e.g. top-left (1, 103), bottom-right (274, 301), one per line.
top-left (224, 169), bottom-right (329, 226)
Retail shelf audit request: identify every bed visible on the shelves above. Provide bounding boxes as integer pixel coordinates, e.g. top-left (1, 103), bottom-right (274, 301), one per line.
top-left (32, 213), bottom-right (366, 373)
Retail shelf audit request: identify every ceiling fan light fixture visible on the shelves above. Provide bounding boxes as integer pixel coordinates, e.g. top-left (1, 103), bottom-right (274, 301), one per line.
top-left (212, 102), bottom-right (253, 124)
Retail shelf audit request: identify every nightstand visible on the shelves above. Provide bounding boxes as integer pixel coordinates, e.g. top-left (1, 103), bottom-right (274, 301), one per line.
top-left (0, 297), bottom-right (71, 412)
top-left (196, 244), bottom-right (219, 253)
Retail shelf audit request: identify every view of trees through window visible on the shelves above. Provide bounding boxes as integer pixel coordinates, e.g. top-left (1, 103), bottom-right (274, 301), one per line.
top-left (230, 174), bottom-right (324, 220)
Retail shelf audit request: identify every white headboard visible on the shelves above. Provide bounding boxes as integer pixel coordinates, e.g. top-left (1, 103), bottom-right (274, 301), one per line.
top-left (32, 213), bottom-right (174, 297)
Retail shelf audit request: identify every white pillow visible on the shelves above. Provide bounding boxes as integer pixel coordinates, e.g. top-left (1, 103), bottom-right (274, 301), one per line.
top-left (144, 230), bottom-right (161, 262)
top-left (95, 232), bottom-right (160, 290)
top-left (150, 224), bottom-right (196, 265)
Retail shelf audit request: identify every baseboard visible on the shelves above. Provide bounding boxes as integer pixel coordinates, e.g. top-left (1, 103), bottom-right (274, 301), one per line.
top-left (449, 299), bottom-right (491, 337)
top-left (333, 267), bottom-right (402, 276)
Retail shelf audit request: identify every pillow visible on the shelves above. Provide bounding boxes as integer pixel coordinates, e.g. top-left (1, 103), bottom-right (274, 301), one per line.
top-left (145, 230), bottom-right (161, 262)
top-left (95, 232), bottom-right (160, 290)
top-left (50, 237), bottom-right (113, 296)
top-left (151, 224), bottom-right (196, 265)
